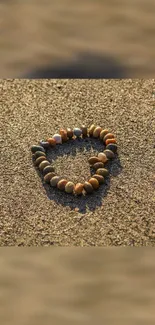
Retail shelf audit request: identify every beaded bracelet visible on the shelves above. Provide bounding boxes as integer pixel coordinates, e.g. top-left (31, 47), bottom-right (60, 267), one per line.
top-left (31, 125), bottom-right (117, 195)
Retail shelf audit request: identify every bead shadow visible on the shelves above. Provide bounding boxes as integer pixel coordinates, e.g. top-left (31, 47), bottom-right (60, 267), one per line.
top-left (33, 138), bottom-right (123, 214)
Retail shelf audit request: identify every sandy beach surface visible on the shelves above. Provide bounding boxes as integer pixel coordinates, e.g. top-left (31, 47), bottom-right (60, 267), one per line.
top-left (0, 0), bottom-right (155, 77)
top-left (0, 79), bottom-right (154, 246)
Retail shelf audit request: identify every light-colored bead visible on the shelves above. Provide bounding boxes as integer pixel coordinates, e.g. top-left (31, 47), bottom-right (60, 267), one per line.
top-left (98, 152), bottom-right (108, 163)
top-left (52, 134), bottom-right (62, 144)
top-left (65, 182), bottom-right (75, 193)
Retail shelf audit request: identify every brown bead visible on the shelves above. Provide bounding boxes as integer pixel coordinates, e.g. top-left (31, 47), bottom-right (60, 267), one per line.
top-left (59, 128), bottom-right (68, 142)
top-left (88, 157), bottom-right (100, 165)
top-left (89, 124), bottom-right (96, 136)
top-left (74, 183), bottom-right (84, 195)
top-left (50, 176), bottom-right (62, 187)
top-left (88, 178), bottom-right (99, 190)
top-left (93, 174), bottom-right (105, 184)
top-left (57, 179), bottom-right (68, 190)
top-left (47, 138), bottom-right (56, 146)
top-left (104, 149), bottom-right (115, 159)
top-left (93, 162), bottom-right (104, 170)
top-left (81, 126), bottom-right (88, 137)
top-left (106, 143), bottom-right (117, 153)
top-left (35, 156), bottom-right (46, 166)
top-left (34, 151), bottom-right (46, 159)
top-left (93, 126), bottom-right (102, 138)
top-left (98, 152), bottom-right (108, 163)
top-left (100, 129), bottom-right (109, 140)
top-left (43, 166), bottom-right (55, 176)
top-left (67, 128), bottom-right (74, 139)
top-left (65, 182), bottom-right (75, 193)
top-left (96, 168), bottom-right (109, 177)
top-left (105, 138), bottom-right (117, 145)
top-left (44, 172), bottom-right (56, 183)
top-left (104, 133), bottom-right (115, 142)
top-left (39, 160), bottom-right (50, 171)
top-left (84, 182), bottom-right (94, 194)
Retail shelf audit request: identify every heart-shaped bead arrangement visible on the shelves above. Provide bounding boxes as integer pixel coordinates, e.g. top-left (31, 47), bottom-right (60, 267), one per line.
top-left (31, 125), bottom-right (117, 195)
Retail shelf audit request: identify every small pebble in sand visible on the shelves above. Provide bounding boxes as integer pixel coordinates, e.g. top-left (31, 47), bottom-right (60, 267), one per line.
top-left (96, 168), bottom-right (109, 177)
top-left (104, 133), bottom-right (115, 142)
top-left (84, 181), bottom-right (94, 193)
top-left (74, 183), bottom-right (84, 195)
top-left (81, 126), bottom-right (88, 137)
top-left (34, 151), bottom-right (46, 159)
top-left (93, 126), bottom-right (102, 138)
top-left (98, 152), bottom-right (108, 163)
top-left (106, 143), bottom-right (117, 153)
top-left (50, 176), bottom-right (62, 187)
top-left (35, 156), bottom-right (47, 166)
top-left (89, 124), bottom-right (96, 136)
top-left (88, 157), bottom-right (100, 165)
top-left (52, 134), bottom-right (62, 144)
top-left (105, 138), bottom-right (117, 145)
top-left (93, 162), bottom-right (104, 170)
top-left (88, 178), bottom-right (99, 189)
top-left (66, 128), bottom-right (74, 139)
top-left (31, 145), bottom-right (45, 153)
top-left (39, 160), bottom-right (50, 171)
top-left (104, 149), bottom-right (115, 159)
top-left (57, 179), bottom-right (68, 190)
top-left (59, 129), bottom-right (68, 142)
top-left (100, 129), bottom-right (109, 140)
top-left (43, 166), bottom-right (55, 176)
top-left (92, 174), bottom-right (105, 184)
top-left (73, 128), bottom-right (82, 137)
top-left (65, 182), bottom-right (75, 193)
top-left (47, 138), bottom-right (57, 146)
top-left (44, 172), bottom-right (56, 183)
top-left (39, 140), bottom-right (50, 149)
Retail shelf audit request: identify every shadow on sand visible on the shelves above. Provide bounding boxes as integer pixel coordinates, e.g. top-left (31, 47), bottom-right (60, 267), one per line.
top-left (33, 137), bottom-right (123, 214)
top-left (24, 52), bottom-right (127, 79)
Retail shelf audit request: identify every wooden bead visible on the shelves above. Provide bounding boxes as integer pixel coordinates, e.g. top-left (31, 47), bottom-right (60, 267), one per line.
top-left (104, 133), bottom-right (115, 142)
top-left (31, 145), bottom-right (45, 153)
top-left (93, 126), bottom-right (102, 138)
top-left (66, 128), bottom-right (74, 139)
top-left (100, 129), bottom-right (109, 140)
top-left (65, 182), bottom-right (75, 193)
top-left (34, 151), bottom-right (46, 159)
top-left (93, 174), bottom-right (105, 184)
top-left (35, 156), bottom-right (46, 166)
top-left (50, 176), bottom-right (62, 187)
top-left (105, 138), bottom-right (117, 145)
top-left (93, 162), bottom-right (104, 170)
top-left (43, 166), bottom-right (55, 176)
top-left (57, 179), bottom-right (68, 190)
top-left (84, 182), bottom-right (94, 194)
top-left (59, 129), bottom-right (68, 142)
top-left (44, 172), bottom-right (56, 183)
top-left (89, 124), bottom-right (96, 136)
top-left (39, 160), bottom-right (50, 171)
top-left (104, 149), bottom-right (115, 159)
top-left (98, 152), bottom-right (108, 163)
top-left (81, 126), bottom-right (88, 137)
top-left (96, 168), bottom-right (109, 177)
top-left (88, 178), bottom-right (99, 190)
top-left (74, 183), bottom-right (84, 195)
top-left (88, 157), bottom-right (100, 165)
top-left (106, 143), bottom-right (117, 153)
top-left (47, 138), bottom-right (56, 146)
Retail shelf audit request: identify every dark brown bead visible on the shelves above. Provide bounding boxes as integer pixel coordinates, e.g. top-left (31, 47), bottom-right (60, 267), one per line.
top-left (35, 156), bottom-right (46, 166)
top-left (57, 179), bottom-right (68, 190)
top-left (43, 166), bottom-right (55, 176)
top-left (67, 128), bottom-right (74, 139)
top-left (93, 174), bottom-right (104, 184)
top-left (84, 182), bottom-right (94, 194)
top-left (93, 162), bottom-right (104, 170)
top-left (88, 157), bottom-right (100, 165)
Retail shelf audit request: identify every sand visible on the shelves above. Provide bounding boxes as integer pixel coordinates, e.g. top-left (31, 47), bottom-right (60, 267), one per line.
top-left (0, 79), bottom-right (155, 246)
